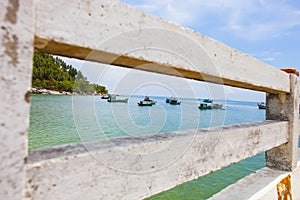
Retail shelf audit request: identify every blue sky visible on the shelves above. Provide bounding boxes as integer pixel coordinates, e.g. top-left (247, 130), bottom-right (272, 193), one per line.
top-left (62, 0), bottom-right (300, 101)
top-left (121, 0), bottom-right (300, 68)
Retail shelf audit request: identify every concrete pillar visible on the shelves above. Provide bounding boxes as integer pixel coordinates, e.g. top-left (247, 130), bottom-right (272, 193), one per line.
top-left (0, 0), bottom-right (34, 199)
top-left (266, 74), bottom-right (299, 171)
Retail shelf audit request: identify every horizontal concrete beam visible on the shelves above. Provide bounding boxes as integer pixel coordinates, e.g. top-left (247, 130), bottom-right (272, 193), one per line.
top-left (33, 0), bottom-right (290, 94)
top-left (26, 121), bottom-right (288, 199)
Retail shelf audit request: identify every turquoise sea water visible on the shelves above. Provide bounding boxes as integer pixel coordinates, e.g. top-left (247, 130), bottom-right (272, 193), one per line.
top-left (29, 94), bottom-right (268, 199)
top-left (29, 94), bottom-right (265, 149)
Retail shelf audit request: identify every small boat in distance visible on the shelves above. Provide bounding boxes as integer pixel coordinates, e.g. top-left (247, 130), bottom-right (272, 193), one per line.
top-left (166, 97), bottom-right (181, 105)
top-left (199, 99), bottom-right (223, 110)
top-left (257, 102), bottom-right (266, 109)
top-left (138, 101), bottom-right (153, 106)
top-left (101, 94), bottom-right (110, 99)
top-left (107, 95), bottom-right (128, 103)
top-left (138, 96), bottom-right (156, 106)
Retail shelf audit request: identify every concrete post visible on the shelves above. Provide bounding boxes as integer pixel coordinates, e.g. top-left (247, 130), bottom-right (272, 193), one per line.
top-left (0, 0), bottom-right (34, 199)
top-left (266, 74), bottom-right (299, 171)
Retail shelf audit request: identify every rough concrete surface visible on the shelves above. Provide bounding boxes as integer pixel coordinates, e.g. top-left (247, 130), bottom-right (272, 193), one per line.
top-left (266, 75), bottom-right (300, 171)
top-left (0, 0), bottom-right (34, 199)
top-left (26, 121), bottom-right (288, 199)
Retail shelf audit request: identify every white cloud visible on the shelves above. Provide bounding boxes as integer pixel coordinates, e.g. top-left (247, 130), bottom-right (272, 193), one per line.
top-left (122, 0), bottom-right (300, 41)
top-left (224, 1), bottom-right (300, 40)
top-left (262, 57), bottom-right (275, 61)
top-left (128, 0), bottom-right (193, 25)
top-left (249, 50), bottom-right (281, 62)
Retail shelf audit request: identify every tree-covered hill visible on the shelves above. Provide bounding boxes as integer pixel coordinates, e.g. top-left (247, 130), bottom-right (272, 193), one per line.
top-left (32, 52), bottom-right (108, 94)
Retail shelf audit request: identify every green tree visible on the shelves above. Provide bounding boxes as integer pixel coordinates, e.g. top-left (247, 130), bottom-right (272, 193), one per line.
top-left (32, 52), bottom-right (108, 94)
top-left (96, 85), bottom-right (108, 94)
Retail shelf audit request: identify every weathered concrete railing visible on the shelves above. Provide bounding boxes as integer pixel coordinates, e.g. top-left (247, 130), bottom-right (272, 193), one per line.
top-left (25, 121), bottom-right (288, 199)
top-left (0, 0), bottom-right (299, 199)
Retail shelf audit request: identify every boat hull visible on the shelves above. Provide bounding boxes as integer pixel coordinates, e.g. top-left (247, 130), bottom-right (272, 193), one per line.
top-left (199, 104), bottom-right (223, 110)
top-left (166, 97), bottom-right (180, 105)
top-left (138, 102), bottom-right (153, 106)
top-left (108, 98), bottom-right (128, 103)
top-left (101, 96), bottom-right (110, 99)
top-left (169, 101), bottom-right (181, 105)
top-left (138, 96), bottom-right (156, 106)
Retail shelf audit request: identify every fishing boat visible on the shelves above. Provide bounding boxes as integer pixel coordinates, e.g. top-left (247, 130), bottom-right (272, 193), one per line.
top-left (107, 95), bottom-right (128, 103)
top-left (257, 102), bottom-right (266, 109)
top-left (137, 101), bottom-right (153, 106)
top-left (101, 94), bottom-right (110, 99)
top-left (138, 96), bottom-right (156, 106)
top-left (166, 97), bottom-right (181, 105)
top-left (199, 99), bottom-right (223, 110)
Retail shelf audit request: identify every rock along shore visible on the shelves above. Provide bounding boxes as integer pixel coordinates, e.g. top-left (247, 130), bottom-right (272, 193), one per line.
top-left (30, 88), bottom-right (102, 96)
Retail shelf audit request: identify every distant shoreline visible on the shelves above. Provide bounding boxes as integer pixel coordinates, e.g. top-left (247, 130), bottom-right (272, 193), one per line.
top-left (30, 88), bottom-right (104, 96)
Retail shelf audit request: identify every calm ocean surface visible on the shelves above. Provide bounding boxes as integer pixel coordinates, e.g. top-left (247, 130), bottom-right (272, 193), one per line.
top-left (29, 94), bottom-right (269, 199)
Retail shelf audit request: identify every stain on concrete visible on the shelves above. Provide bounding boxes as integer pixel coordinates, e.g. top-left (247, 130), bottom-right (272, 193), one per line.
top-left (277, 174), bottom-right (292, 200)
top-left (32, 185), bottom-right (38, 191)
top-left (245, 129), bottom-right (261, 154)
top-left (25, 91), bottom-right (31, 103)
top-left (5, 0), bottom-right (19, 24)
top-left (3, 30), bottom-right (19, 67)
top-left (24, 157), bottom-right (27, 164)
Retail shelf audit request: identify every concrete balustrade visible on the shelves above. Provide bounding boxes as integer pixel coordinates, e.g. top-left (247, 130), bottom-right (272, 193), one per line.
top-left (25, 121), bottom-right (288, 199)
top-left (1, 0), bottom-right (299, 199)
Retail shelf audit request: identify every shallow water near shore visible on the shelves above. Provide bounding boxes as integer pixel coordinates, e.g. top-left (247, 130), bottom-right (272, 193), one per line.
top-left (29, 94), bottom-right (280, 199)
